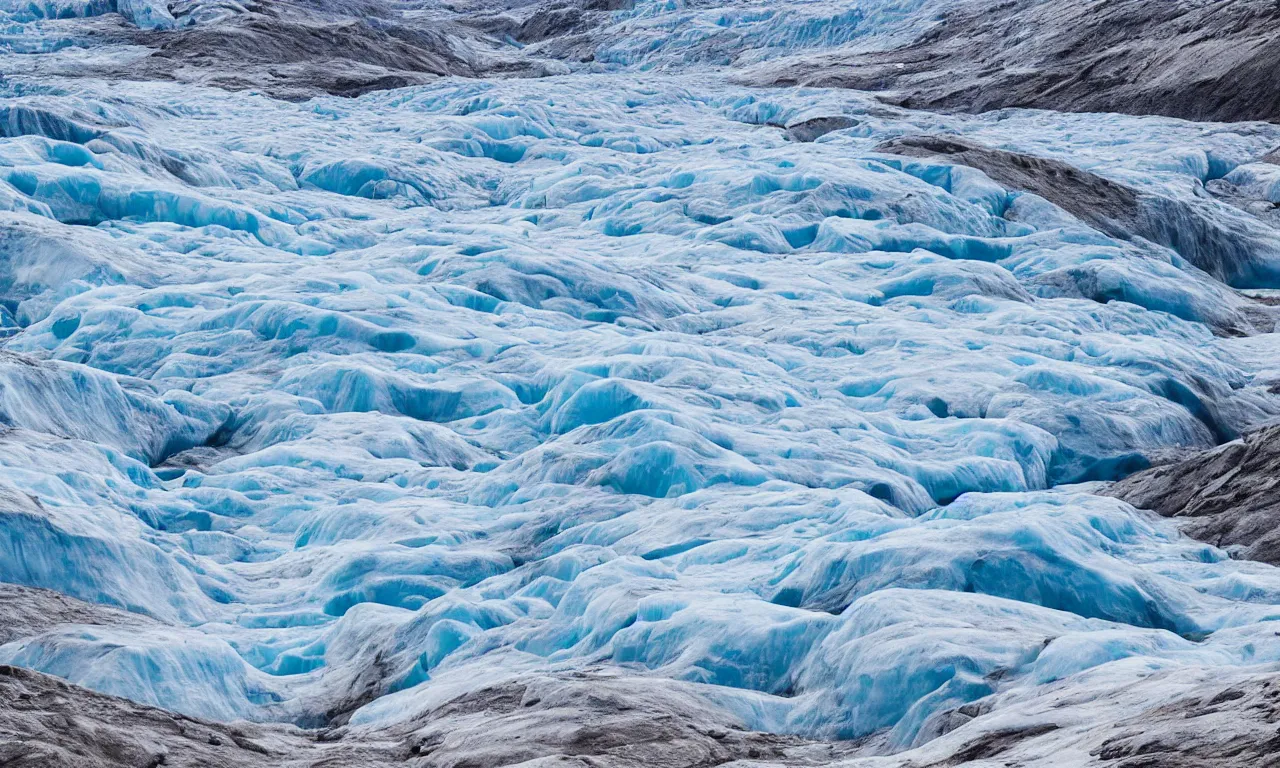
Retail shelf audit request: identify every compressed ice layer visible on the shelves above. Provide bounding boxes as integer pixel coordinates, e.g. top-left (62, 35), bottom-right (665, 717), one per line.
top-left (0, 352), bottom-right (229, 463)
top-left (1, 29), bottom-right (1280, 749)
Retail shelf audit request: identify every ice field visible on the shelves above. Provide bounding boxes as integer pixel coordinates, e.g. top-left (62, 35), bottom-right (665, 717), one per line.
top-left (4, 0), bottom-right (1280, 763)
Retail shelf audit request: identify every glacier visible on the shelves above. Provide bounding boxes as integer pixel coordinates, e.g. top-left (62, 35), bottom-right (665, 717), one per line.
top-left (3, 0), bottom-right (1280, 765)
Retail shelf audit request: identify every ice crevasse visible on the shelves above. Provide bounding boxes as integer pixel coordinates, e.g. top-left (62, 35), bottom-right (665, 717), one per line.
top-left (3, 0), bottom-right (1280, 758)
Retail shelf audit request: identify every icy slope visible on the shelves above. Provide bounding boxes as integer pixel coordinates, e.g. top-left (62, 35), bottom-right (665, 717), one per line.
top-left (4, 0), bottom-right (1280, 764)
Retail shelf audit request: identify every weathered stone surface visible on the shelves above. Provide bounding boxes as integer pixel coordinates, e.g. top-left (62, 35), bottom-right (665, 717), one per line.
top-left (784, 116), bottom-right (860, 143)
top-left (741, 0), bottom-right (1280, 124)
top-left (0, 583), bottom-right (159, 646)
top-left (0, 664), bottom-right (851, 768)
top-left (1108, 423), bottom-right (1280, 564)
top-left (30, 0), bottom-right (560, 100)
top-left (0, 664), bottom-right (400, 768)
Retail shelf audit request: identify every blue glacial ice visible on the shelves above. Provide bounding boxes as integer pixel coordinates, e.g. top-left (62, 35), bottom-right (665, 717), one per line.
top-left (3, 0), bottom-right (1280, 759)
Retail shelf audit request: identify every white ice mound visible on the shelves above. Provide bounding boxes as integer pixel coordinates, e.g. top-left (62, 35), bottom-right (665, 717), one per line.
top-left (0, 353), bottom-right (228, 464)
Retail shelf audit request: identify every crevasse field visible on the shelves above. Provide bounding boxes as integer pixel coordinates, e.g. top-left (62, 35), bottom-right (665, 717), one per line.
top-left (5, 0), bottom-right (1280, 763)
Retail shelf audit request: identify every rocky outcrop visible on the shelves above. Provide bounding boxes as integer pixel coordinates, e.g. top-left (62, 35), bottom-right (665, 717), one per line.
top-left (5, 658), bottom-right (1280, 767)
top-left (0, 664), bottom-right (397, 768)
top-left (0, 663), bottom-right (852, 768)
top-left (31, 0), bottom-right (562, 100)
top-left (1086, 670), bottom-right (1280, 768)
top-left (741, 0), bottom-right (1280, 124)
top-left (0, 583), bottom-right (160, 645)
top-left (1108, 423), bottom-right (1280, 564)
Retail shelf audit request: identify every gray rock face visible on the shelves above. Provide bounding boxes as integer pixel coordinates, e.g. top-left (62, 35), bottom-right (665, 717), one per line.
top-left (1087, 671), bottom-right (1280, 768)
top-left (741, 0), bottom-right (1280, 124)
top-left (0, 664), bottom-right (398, 768)
top-left (0, 662), bottom-right (853, 768)
top-left (783, 116), bottom-right (860, 143)
top-left (1108, 423), bottom-right (1280, 564)
top-left (32, 0), bottom-right (560, 100)
top-left (5, 654), bottom-right (1280, 767)
top-left (390, 675), bottom-right (850, 768)
top-left (463, 0), bottom-right (633, 46)
top-left (140, 5), bottom-right (472, 98)
top-left (895, 666), bottom-right (1280, 767)
top-left (0, 583), bottom-right (160, 646)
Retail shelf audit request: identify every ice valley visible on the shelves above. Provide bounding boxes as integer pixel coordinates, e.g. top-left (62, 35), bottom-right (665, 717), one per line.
top-left (4, 1), bottom-right (1280, 766)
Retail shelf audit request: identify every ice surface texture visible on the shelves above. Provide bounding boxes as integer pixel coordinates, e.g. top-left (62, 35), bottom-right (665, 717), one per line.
top-left (4, 0), bottom-right (1280, 763)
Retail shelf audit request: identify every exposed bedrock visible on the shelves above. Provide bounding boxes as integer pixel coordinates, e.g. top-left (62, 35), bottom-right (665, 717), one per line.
top-left (741, 0), bottom-right (1280, 124)
top-left (1108, 423), bottom-right (1280, 565)
top-left (1084, 673), bottom-right (1280, 768)
top-left (933, 667), bottom-right (1280, 768)
top-left (32, 0), bottom-right (565, 100)
top-left (0, 583), bottom-right (161, 646)
top-left (0, 663), bottom-right (396, 768)
top-left (0, 660), bottom-right (849, 768)
top-left (784, 116), bottom-right (861, 143)
top-left (5, 657), bottom-right (1280, 767)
